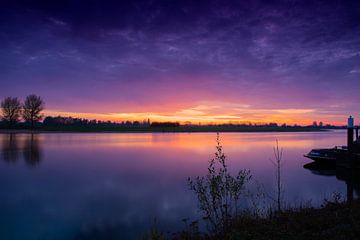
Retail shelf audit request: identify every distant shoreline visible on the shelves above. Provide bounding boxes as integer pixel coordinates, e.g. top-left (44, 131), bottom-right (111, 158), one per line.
top-left (0, 126), bottom-right (330, 134)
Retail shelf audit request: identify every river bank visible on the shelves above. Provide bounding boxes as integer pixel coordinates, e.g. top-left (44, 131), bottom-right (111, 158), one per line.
top-left (146, 198), bottom-right (360, 240)
top-left (0, 126), bottom-right (329, 133)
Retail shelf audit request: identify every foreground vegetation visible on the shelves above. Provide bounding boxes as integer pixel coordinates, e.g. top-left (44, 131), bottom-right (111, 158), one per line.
top-left (145, 198), bottom-right (360, 240)
top-left (145, 134), bottom-right (360, 240)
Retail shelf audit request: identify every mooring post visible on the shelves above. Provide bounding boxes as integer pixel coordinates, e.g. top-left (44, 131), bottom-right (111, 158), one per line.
top-left (346, 180), bottom-right (354, 206)
top-left (356, 126), bottom-right (359, 140)
top-left (347, 116), bottom-right (354, 152)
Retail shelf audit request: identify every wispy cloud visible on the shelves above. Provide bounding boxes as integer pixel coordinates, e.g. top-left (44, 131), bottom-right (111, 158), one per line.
top-left (1, 0), bottom-right (359, 124)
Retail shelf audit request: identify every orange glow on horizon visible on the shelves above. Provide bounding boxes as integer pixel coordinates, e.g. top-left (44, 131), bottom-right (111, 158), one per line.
top-left (44, 103), bottom-right (349, 126)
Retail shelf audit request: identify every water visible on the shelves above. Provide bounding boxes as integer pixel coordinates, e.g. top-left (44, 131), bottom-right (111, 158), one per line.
top-left (0, 131), bottom-right (352, 239)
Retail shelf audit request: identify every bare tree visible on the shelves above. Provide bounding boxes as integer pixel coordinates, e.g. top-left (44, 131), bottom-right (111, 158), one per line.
top-left (188, 133), bottom-right (251, 235)
top-left (0, 97), bottom-right (22, 125)
top-left (23, 95), bottom-right (44, 127)
top-left (270, 140), bottom-right (285, 212)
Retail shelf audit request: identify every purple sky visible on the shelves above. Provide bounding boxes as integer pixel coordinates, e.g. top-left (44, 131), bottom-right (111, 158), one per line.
top-left (1, 0), bottom-right (359, 124)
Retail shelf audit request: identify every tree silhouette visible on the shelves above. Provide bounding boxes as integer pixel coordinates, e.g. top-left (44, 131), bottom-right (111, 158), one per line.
top-left (23, 94), bottom-right (44, 127)
top-left (0, 97), bottom-right (22, 125)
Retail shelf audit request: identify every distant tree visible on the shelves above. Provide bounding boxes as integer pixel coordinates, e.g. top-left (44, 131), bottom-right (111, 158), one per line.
top-left (150, 122), bottom-right (180, 127)
top-left (23, 95), bottom-right (44, 127)
top-left (43, 116), bottom-right (55, 125)
top-left (0, 97), bottom-right (22, 125)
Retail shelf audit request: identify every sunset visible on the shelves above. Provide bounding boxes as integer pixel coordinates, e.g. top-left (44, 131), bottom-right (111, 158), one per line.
top-left (1, 1), bottom-right (359, 125)
top-left (1, 1), bottom-right (360, 240)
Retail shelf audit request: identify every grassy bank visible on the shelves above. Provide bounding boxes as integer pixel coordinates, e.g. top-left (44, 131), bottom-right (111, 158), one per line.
top-left (146, 199), bottom-right (360, 240)
top-left (233, 199), bottom-right (360, 240)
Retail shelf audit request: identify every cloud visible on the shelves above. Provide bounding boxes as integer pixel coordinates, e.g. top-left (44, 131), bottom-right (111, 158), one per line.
top-left (1, 0), bottom-right (360, 124)
top-left (349, 69), bottom-right (360, 74)
top-left (274, 109), bottom-right (315, 114)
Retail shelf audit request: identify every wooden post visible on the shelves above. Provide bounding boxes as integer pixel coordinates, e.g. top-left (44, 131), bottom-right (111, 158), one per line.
top-left (348, 116), bottom-right (354, 152)
top-left (346, 180), bottom-right (353, 206)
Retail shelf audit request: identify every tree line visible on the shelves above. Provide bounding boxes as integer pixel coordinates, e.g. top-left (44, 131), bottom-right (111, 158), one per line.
top-left (0, 95), bottom-right (44, 127)
top-left (43, 116), bottom-right (152, 127)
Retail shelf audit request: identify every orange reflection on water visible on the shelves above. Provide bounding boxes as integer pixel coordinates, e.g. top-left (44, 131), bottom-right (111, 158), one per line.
top-left (38, 131), bottom-right (346, 158)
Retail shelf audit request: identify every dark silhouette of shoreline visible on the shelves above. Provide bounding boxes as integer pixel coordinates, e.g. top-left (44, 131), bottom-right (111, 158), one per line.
top-left (0, 116), bottom-right (344, 133)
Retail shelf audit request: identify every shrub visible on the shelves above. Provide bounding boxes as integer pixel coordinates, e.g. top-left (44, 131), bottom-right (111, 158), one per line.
top-left (188, 133), bottom-right (251, 235)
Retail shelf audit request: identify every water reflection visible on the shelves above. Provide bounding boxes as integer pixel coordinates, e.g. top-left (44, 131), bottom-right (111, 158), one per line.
top-left (0, 131), bottom-right (350, 240)
top-left (23, 134), bottom-right (42, 167)
top-left (1, 134), bottom-right (20, 163)
top-left (0, 134), bottom-right (42, 167)
top-left (304, 161), bottom-right (360, 204)
top-left (73, 222), bottom-right (136, 240)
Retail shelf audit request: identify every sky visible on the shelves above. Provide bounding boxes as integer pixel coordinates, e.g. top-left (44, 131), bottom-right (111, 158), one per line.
top-left (0, 0), bottom-right (359, 125)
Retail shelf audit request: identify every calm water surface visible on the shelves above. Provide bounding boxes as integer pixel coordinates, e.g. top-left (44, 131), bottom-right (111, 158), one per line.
top-left (0, 131), bottom-right (353, 239)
